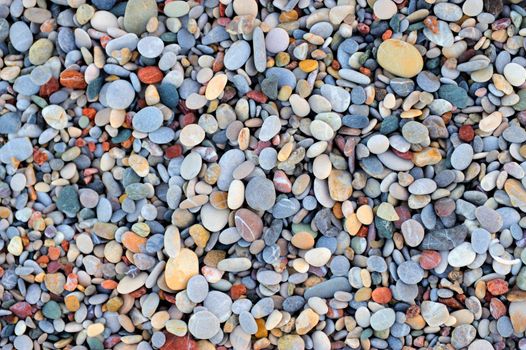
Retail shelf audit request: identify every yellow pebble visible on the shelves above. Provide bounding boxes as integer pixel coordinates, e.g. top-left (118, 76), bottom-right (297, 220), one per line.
top-left (299, 59), bottom-right (319, 73)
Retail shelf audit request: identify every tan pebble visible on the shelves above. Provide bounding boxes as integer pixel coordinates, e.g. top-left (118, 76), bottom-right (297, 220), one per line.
top-left (291, 232), bottom-right (315, 249)
top-left (295, 308), bottom-right (319, 335)
top-left (492, 74), bottom-right (513, 95)
top-left (0, 66), bottom-right (20, 81)
top-left (377, 39), bottom-right (423, 78)
top-left (356, 205), bottom-right (373, 225)
top-left (165, 319), bottom-right (188, 336)
top-left (292, 174), bottom-right (311, 195)
top-left (128, 154), bottom-right (149, 177)
top-left (278, 142), bottom-right (294, 162)
top-left (86, 323), bottom-right (105, 337)
top-left (189, 224), bottom-right (210, 248)
top-left (151, 311), bottom-right (170, 329)
top-left (238, 127), bottom-right (250, 150)
top-left (145, 85), bottom-right (160, 105)
top-left (328, 170), bottom-right (353, 201)
top-left (344, 213), bottom-right (362, 235)
top-left (354, 287), bottom-right (372, 302)
top-left (110, 109), bottom-right (126, 128)
top-left (165, 248), bottom-right (199, 290)
top-left (479, 111), bottom-right (502, 133)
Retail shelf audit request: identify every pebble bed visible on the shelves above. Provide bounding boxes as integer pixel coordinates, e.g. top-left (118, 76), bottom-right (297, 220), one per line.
top-left (1, 0), bottom-right (526, 349)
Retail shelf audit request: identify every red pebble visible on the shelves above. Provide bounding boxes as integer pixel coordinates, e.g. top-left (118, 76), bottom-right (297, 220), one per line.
top-left (246, 90), bottom-right (268, 103)
top-left (39, 77), bottom-right (60, 98)
top-left (273, 170), bottom-right (292, 193)
top-left (230, 284), bottom-right (247, 300)
top-left (419, 250), bottom-right (441, 270)
top-left (391, 148), bottom-right (413, 160)
top-left (104, 336), bottom-right (121, 348)
top-left (414, 336), bottom-right (426, 347)
top-left (487, 279), bottom-right (509, 296)
top-left (179, 113), bottom-right (196, 127)
top-left (165, 144), bottom-right (183, 159)
top-left (357, 23), bottom-right (369, 35)
top-left (9, 302), bottom-right (33, 318)
top-left (162, 334), bottom-right (198, 350)
top-left (394, 206), bottom-right (411, 229)
top-left (490, 298), bottom-right (507, 319)
top-left (458, 125), bottom-right (475, 142)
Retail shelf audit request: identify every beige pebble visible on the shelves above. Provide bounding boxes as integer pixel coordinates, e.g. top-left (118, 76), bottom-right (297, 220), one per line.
top-left (205, 74), bottom-right (228, 100)
top-left (180, 124), bottom-right (206, 147)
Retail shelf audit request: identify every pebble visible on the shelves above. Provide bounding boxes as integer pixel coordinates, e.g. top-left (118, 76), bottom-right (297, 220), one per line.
top-left (451, 143), bottom-right (474, 170)
top-left (0, 1), bottom-right (524, 349)
top-left (377, 39), bottom-right (423, 78)
top-left (266, 28), bottom-right (289, 54)
top-left (188, 311), bottom-right (220, 339)
top-left (132, 107), bottom-right (163, 133)
top-left (224, 41), bottom-right (251, 71)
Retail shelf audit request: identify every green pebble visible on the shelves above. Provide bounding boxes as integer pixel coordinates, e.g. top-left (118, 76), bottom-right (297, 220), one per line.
top-left (56, 185), bottom-right (81, 217)
top-left (160, 32), bottom-right (178, 43)
top-left (87, 77), bottom-right (104, 101)
top-left (87, 337), bottom-right (104, 350)
top-left (375, 216), bottom-right (393, 239)
top-left (42, 301), bottom-right (62, 320)
top-left (426, 57), bottom-right (441, 70)
top-left (407, 22), bottom-right (425, 32)
top-left (389, 15), bottom-right (402, 32)
top-left (291, 223), bottom-right (316, 237)
top-left (78, 116), bottom-right (90, 129)
top-left (158, 83), bottom-right (180, 108)
top-left (31, 96), bottom-right (48, 109)
top-left (112, 129), bottom-right (132, 143)
top-left (361, 328), bottom-right (373, 340)
top-left (351, 237), bottom-right (367, 254)
top-left (380, 115), bottom-right (399, 135)
top-left (438, 85), bottom-right (469, 109)
top-left (513, 89), bottom-right (526, 111)
top-left (125, 183), bottom-right (150, 200)
top-left (79, 208), bottom-right (96, 220)
top-left (122, 167), bottom-right (142, 187)
top-left (374, 328), bottom-right (390, 339)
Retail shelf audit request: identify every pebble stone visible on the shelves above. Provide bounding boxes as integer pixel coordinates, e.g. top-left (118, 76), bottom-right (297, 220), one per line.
top-left (0, 1), bottom-right (525, 350)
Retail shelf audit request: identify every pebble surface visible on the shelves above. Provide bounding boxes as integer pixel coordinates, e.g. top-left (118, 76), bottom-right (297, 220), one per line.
top-left (1, 0), bottom-right (526, 350)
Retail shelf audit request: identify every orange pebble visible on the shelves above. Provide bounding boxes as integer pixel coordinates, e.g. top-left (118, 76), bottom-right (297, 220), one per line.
top-left (121, 231), bottom-right (147, 253)
top-left (60, 70), bottom-right (87, 89)
top-left (372, 287), bottom-right (392, 304)
top-left (64, 273), bottom-right (78, 292)
top-left (36, 255), bottom-right (50, 265)
top-left (255, 319), bottom-right (268, 338)
top-left (48, 246), bottom-right (61, 260)
top-left (138, 66), bottom-right (164, 84)
top-left (230, 284), bottom-right (247, 300)
top-left (101, 280), bottom-right (118, 290)
top-left (382, 29), bottom-right (393, 41)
